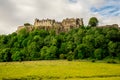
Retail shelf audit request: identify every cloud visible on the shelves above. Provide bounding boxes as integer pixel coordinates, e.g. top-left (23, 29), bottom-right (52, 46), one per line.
top-left (91, 0), bottom-right (120, 17)
top-left (0, 0), bottom-right (119, 34)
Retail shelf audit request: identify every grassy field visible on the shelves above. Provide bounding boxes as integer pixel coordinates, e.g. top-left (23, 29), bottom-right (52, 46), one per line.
top-left (0, 60), bottom-right (120, 80)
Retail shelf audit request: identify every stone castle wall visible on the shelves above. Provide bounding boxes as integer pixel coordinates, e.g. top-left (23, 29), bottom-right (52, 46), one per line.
top-left (34, 18), bottom-right (84, 32)
top-left (98, 24), bottom-right (119, 28)
top-left (34, 18), bottom-right (55, 27)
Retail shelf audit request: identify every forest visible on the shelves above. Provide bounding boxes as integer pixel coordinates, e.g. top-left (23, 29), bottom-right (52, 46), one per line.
top-left (0, 17), bottom-right (120, 62)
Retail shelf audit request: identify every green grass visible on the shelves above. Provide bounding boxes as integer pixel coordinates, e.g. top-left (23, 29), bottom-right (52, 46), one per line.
top-left (0, 60), bottom-right (120, 80)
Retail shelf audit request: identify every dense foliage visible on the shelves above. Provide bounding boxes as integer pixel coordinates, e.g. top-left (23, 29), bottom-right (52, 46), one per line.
top-left (0, 26), bottom-right (120, 62)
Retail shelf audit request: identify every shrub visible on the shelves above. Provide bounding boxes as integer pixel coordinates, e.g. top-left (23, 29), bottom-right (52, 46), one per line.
top-left (67, 51), bottom-right (74, 61)
top-left (59, 54), bottom-right (65, 59)
top-left (91, 59), bottom-right (96, 62)
top-left (67, 55), bottom-right (73, 61)
top-left (107, 59), bottom-right (117, 64)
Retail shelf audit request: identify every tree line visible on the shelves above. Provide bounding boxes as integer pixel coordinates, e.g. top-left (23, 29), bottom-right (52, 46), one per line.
top-left (0, 17), bottom-right (120, 62)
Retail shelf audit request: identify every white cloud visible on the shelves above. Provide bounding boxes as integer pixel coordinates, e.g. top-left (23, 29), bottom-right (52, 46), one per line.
top-left (0, 0), bottom-right (119, 34)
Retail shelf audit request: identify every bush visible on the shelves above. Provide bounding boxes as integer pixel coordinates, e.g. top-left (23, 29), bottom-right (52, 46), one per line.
top-left (91, 59), bottom-right (96, 62)
top-left (107, 59), bottom-right (117, 64)
top-left (67, 55), bottom-right (73, 61)
top-left (67, 51), bottom-right (74, 61)
top-left (59, 54), bottom-right (65, 59)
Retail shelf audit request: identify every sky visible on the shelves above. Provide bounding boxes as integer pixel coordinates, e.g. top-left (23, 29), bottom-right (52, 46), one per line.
top-left (0, 0), bottom-right (120, 34)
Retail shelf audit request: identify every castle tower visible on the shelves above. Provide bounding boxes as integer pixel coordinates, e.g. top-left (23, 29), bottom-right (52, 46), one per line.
top-left (34, 18), bottom-right (40, 26)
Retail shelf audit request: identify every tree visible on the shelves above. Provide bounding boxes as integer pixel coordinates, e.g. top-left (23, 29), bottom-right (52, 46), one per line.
top-left (59, 43), bottom-right (67, 54)
top-left (0, 48), bottom-right (11, 62)
top-left (40, 46), bottom-right (57, 60)
top-left (88, 17), bottom-right (98, 27)
top-left (0, 35), bottom-right (8, 44)
top-left (28, 42), bottom-right (40, 60)
top-left (40, 46), bottom-right (48, 59)
top-left (75, 44), bottom-right (94, 59)
top-left (94, 48), bottom-right (104, 60)
top-left (106, 29), bottom-right (119, 41)
top-left (67, 51), bottom-right (74, 61)
top-left (46, 46), bottom-right (58, 60)
top-left (24, 23), bottom-right (31, 26)
top-left (94, 35), bottom-right (105, 48)
top-left (108, 41), bottom-right (117, 57)
top-left (82, 35), bottom-right (95, 46)
top-left (11, 51), bottom-right (23, 61)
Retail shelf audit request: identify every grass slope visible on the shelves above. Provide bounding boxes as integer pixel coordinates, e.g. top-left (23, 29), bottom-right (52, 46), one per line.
top-left (0, 60), bottom-right (120, 80)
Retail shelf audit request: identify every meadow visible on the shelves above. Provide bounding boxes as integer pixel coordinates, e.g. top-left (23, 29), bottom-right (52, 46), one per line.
top-left (0, 60), bottom-right (120, 80)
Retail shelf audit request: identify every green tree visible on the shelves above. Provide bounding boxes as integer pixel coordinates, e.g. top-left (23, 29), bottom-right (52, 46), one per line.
top-left (45, 46), bottom-right (58, 60)
top-left (40, 46), bottom-right (48, 59)
top-left (88, 17), bottom-right (98, 27)
top-left (28, 42), bottom-right (40, 60)
top-left (75, 44), bottom-right (94, 59)
top-left (82, 35), bottom-right (95, 46)
top-left (59, 43), bottom-right (67, 54)
top-left (108, 41), bottom-right (117, 57)
top-left (94, 48), bottom-right (104, 60)
top-left (106, 29), bottom-right (119, 41)
top-left (11, 51), bottom-right (23, 61)
top-left (0, 35), bottom-right (8, 44)
top-left (95, 35), bottom-right (105, 48)
top-left (0, 48), bottom-right (11, 62)
top-left (24, 23), bottom-right (31, 26)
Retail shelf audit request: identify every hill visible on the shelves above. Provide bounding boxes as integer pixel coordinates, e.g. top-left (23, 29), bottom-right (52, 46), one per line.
top-left (0, 18), bottom-right (120, 62)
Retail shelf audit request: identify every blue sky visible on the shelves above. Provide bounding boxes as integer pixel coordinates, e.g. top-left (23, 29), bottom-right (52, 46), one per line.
top-left (91, 0), bottom-right (120, 17)
top-left (0, 0), bottom-right (120, 34)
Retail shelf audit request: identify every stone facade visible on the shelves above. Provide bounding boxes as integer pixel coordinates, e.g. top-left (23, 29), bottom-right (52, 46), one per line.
top-left (34, 18), bottom-right (84, 32)
top-left (17, 26), bottom-right (25, 32)
top-left (62, 18), bottom-right (83, 31)
top-left (34, 18), bottom-right (55, 27)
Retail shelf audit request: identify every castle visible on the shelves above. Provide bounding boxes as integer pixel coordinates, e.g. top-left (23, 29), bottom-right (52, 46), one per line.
top-left (17, 18), bottom-right (119, 34)
top-left (17, 18), bottom-right (84, 33)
